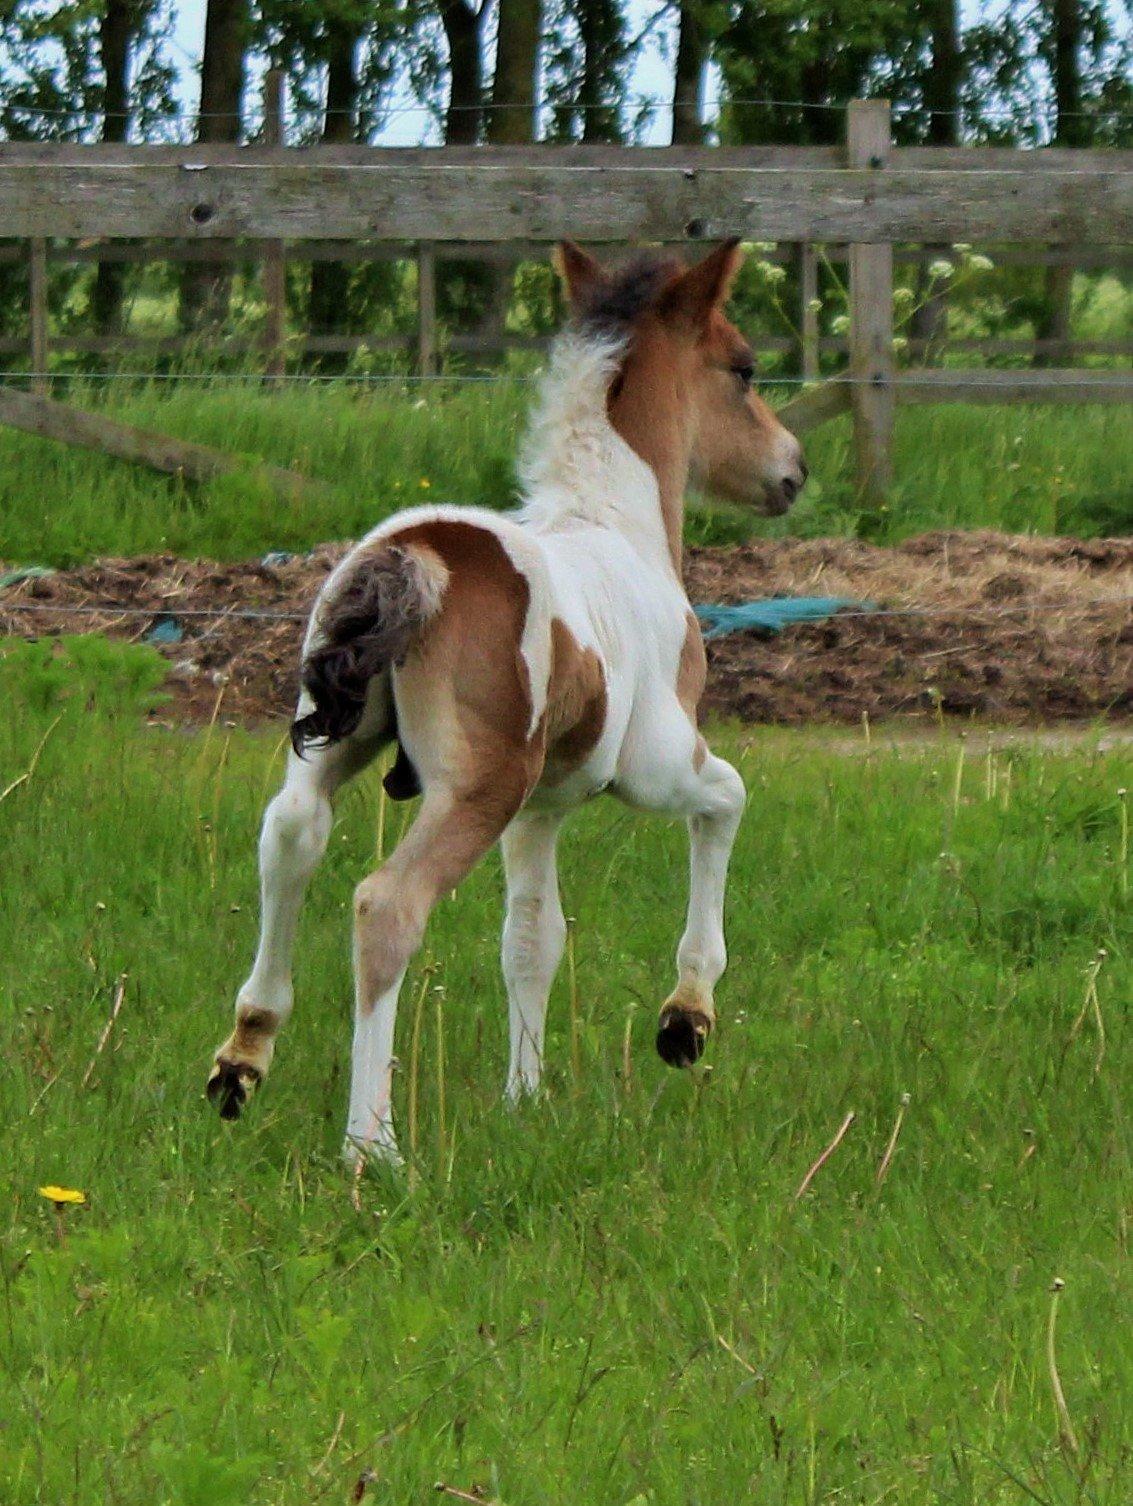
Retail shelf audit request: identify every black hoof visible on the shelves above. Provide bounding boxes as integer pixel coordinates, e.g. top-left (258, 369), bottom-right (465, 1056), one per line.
top-left (382, 742), bottom-right (421, 801)
top-left (207, 1061), bottom-right (260, 1121)
top-left (656, 1009), bottom-right (708, 1069)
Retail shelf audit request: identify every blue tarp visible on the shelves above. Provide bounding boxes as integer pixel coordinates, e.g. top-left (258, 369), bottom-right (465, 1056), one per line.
top-left (694, 597), bottom-right (872, 640)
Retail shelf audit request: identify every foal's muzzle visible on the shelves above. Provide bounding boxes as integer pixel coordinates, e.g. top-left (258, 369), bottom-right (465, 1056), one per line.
top-left (764, 454), bottom-right (808, 515)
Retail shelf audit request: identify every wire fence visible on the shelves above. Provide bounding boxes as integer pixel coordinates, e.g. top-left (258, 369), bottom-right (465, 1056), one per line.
top-left (4, 91), bottom-right (1130, 153)
top-left (6, 96), bottom-right (1132, 123)
top-left (2, 370), bottom-right (1130, 391)
top-left (2, 593), bottom-right (1131, 630)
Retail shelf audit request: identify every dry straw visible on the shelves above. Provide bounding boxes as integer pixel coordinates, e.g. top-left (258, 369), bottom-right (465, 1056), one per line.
top-left (1118, 788), bottom-right (1128, 902)
top-left (566, 917), bottom-right (581, 1087)
top-left (794, 1109), bottom-right (856, 1201)
top-left (80, 973), bottom-right (128, 1089)
top-left (1067, 949), bottom-right (1107, 1076)
top-left (406, 962), bottom-right (436, 1188)
top-left (875, 1093), bottom-right (911, 1187)
top-left (1046, 1278), bottom-right (1080, 1458)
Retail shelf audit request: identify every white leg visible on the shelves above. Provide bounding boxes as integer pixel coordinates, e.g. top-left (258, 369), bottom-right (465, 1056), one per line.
top-left (501, 812), bottom-right (566, 1101)
top-left (660, 752), bottom-right (746, 1067)
top-left (345, 968), bottom-right (407, 1166)
top-left (346, 784), bottom-right (523, 1168)
top-left (208, 735), bottom-right (376, 1118)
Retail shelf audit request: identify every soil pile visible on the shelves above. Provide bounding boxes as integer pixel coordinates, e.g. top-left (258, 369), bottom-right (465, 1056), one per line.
top-left (2, 531), bottom-right (1130, 726)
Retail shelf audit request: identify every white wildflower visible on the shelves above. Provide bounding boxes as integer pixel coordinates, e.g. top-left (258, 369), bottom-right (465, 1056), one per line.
top-left (967, 253), bottom-right (994, 272)
top-left (951, 242), bottom-right (972, 254)
top-left (892, 335), bottom-right (908, 353)
top-left (831, 313), bottom-right (851, 335)
top-left (893, 286), bottom-right (915, 306)
top-left (928, 259), bottom-right (955, 280)
top-left (806, 297), bottom-right (823, 314)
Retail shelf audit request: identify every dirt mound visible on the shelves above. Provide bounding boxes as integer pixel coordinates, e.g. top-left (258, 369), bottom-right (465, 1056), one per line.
top-left (685, 531), bottom-right (1133, 725)
top-left (2, 531), bottom-right (1131, 727)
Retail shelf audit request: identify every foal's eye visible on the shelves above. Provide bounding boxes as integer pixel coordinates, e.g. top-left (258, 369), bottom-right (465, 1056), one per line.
top-left (733, 362), bottom-right (755, 389)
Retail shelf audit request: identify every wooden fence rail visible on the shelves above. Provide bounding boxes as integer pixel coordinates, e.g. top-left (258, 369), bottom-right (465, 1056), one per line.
top-left (1, 158), bottom-right (1129, 243)
top-left (0, 99), bottom-right (1130, 502)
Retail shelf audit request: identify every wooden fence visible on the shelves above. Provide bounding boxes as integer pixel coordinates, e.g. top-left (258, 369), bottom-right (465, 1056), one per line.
top-left (1, 97), bottom-right (1130, 502)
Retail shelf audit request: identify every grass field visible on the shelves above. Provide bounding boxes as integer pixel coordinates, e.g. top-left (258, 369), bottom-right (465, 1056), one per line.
top-left (1, 643), bottom-right (1130, 1503)
top-left (1, 381), bottom-right (1130, 567)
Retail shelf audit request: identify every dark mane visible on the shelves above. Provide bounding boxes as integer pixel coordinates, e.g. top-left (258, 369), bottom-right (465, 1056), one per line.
top-left (574, 252), bottom-right (683, 339)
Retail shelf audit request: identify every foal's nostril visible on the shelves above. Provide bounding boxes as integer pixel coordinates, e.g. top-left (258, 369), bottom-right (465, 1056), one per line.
top-left (780, 476), bottom-right (799, 504)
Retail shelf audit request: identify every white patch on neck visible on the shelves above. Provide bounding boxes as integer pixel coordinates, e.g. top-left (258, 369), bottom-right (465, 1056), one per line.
top-left (516, 334), bottom-right (670, 565)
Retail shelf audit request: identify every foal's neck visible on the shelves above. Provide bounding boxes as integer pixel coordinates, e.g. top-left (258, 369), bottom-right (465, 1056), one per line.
top-left (607, 348), bottom-right (691, 573)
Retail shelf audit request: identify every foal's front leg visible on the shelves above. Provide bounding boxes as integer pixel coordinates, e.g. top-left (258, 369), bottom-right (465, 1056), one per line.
top-left (208, 736), bottom-right (375, 1118)
top-left (656, 750), bottom-right (746, 1068)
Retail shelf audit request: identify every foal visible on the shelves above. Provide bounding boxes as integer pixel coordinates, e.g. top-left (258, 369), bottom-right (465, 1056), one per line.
top-left (208, 239), bottom-right (806, 1165)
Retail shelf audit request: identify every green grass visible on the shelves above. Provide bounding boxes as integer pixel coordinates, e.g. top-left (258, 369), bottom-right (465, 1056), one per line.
top-left (1, 643), bottom-right (1130, 1503)
top-left (0, 380), bottom-right (1129, 567)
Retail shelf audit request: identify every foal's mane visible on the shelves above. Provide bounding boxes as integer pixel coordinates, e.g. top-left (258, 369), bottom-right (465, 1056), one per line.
top-left (517, 250), bottom-right (687, 524)
top-left (572, 251), bottom-right (683, 340)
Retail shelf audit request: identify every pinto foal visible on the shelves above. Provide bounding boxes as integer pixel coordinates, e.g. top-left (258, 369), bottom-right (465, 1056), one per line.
top-left (208, 239), bottom-right (806, 1165)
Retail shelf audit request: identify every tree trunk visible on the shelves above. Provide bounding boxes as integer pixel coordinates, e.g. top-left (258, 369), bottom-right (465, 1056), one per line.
top-left (671, 1), bottom-right (708, 146)
top-left (439, 0), bottom-right (485, 145)
top-left (93, 0), bottom-right (134, 335)
top-left (180, 0), bottom-right (247, 331)
top-left (1036, 0), bottom-right (1084, 365)
top-left (308, 25), bottom-right (360, 366)
top-left (489, 0), bottom-right (540, 144)
top-left (911, 0), bottom-right (960, 358)
top-left (577, 0), bottom-right (619, 143)
top-left (483, 0), bottom-right (541, 352)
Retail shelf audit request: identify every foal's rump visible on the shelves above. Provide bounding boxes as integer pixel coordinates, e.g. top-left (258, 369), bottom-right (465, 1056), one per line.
top-left (291, 534), bottom-right (449, 754)
top-left (292, 507), bottom-right (558, 801)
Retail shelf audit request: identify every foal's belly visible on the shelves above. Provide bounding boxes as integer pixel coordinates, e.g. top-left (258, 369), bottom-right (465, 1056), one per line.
top-left (528, 680), bottom-right (629, 812)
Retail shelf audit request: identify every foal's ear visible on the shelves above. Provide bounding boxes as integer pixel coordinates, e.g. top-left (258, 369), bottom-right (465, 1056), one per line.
top-left (553, 240), bottom-right (609, 308)
top-left (659, 239), bottom-right (744, 329)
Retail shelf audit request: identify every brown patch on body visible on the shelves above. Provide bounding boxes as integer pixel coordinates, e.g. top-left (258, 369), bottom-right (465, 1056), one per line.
top-left (387, 518), bottom-right (540, 789)
top-left (541, 617), bottom-right (608, 783)
top-left (677, 611), bottom-right (708, 769)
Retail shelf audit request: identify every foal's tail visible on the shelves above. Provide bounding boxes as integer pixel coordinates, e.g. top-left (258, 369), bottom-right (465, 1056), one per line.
top-left (290, 540), bottom-right (448, 755)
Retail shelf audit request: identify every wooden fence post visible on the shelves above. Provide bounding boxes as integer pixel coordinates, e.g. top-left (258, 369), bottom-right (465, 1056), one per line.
top-left (797, 242), bottom-right (819, 380)
top-left (28, 238), bottom-right (48, 394)
top-left (417, 242), bottom-right (437, 377)
top-left (262, 69), bottom-right (286, 383)
top-left (847, 99), bottom-right (894, 506)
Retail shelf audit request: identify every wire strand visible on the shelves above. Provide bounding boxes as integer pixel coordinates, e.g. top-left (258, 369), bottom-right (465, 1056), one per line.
top-left (0, 601), bottom-right (307, 622)
top-left (4, 97), bottom-right (1131, 122)
top-left (1, 370), bottom-right (1128, 388)
top-left (2, 594), bottom-right (1130, 629)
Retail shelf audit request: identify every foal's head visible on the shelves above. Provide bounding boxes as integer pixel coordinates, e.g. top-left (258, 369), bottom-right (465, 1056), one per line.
top-left (555, 239), bottom-right (807, 517)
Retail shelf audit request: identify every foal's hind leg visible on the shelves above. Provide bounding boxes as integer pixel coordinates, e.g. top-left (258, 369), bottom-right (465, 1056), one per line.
top-left (346, 778), bottom-right (525, 1167)
top-left (208, 732), bottom-right (379, 1119)
top-left (500, 811), bottom-right (566, 1101)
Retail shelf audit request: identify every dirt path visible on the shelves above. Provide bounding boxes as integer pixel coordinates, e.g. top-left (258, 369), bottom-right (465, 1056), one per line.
top-left (2, 530), bottom-right (1131, 729)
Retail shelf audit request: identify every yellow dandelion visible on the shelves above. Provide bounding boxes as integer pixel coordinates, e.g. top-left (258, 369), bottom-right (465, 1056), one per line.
top-left (39, 1185), bottom-right (86, 1206)
top-left (418, 477), bottom-right (431, 489)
